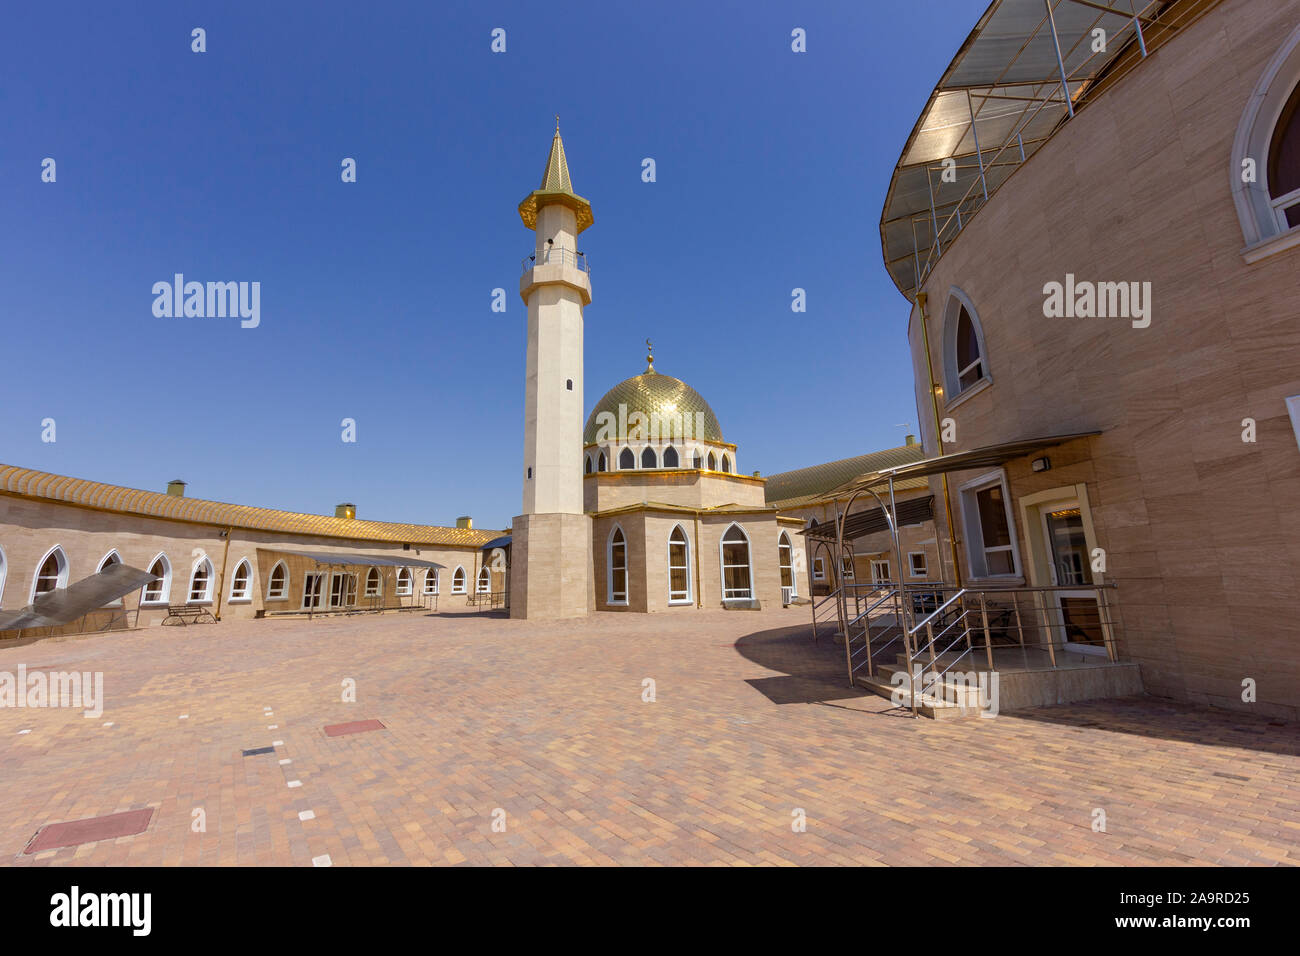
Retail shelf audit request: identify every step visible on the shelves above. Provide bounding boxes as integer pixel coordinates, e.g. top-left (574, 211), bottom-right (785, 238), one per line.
top-left (854, 674), bottom-right (980, 720)
top-left (876, 662), bottom-right (985, 707)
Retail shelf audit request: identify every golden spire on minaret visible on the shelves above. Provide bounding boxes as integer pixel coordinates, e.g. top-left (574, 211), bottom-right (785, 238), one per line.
top-left (518, 118), bottom-right (594, 233)
top-left (645, 338), bottom-right (655, 374)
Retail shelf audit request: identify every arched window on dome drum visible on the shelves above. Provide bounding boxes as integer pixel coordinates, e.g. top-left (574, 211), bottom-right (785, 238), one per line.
top-left (619, 447), bottom-right (635, 470)
top-left (608, 527), bottom-right (627, 604)
top-left (720, 455), bottom-right (732, 473)
top-left (598, 451), bottom-right (607, 472)
top-left (720, 525), bottom-right (753, 601)
top-left (668, 525), bottom-right (690, 604)
top-left (692, 451), bottom-right (702, 469)
top-left (585, 455), bottom-right (593, 474)
top-left (641, 447), bottom-right (657, 469)
top-left (1269, 80), bottom-right (1300, 228)
top-left (707, 452), bottom-right (717, 470)
top-left (663, 446), bottom-right (679, 468)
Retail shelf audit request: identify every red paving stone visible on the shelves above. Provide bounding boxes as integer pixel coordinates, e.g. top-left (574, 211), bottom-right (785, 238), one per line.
top-left (0, 606), bottom-right (1297, 866)
top-left (324, 719), bottom-right (385, 737)
top-left (25, 808), bottom-right (153, 854)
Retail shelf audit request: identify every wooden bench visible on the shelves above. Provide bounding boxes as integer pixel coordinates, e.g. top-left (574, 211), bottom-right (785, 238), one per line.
top-left (162, 605), bottom-right (216, 626)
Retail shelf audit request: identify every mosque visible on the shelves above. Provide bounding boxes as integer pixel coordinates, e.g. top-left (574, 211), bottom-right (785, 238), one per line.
top-left (1, 124), bottom-right (906, 635)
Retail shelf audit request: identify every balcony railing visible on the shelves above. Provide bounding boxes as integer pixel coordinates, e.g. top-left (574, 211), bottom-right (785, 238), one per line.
top-left (521, 246), bottom-right (590, 276)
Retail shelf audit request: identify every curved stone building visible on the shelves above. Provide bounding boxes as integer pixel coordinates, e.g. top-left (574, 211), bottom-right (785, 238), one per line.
top-left (882, 0), bottom-right (1300, 717)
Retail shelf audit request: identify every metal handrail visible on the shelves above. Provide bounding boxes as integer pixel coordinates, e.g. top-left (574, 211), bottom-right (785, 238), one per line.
top-left (908, 587), bottom-right (967, 636)
top-left (521, 246), bottom-right (590, 275)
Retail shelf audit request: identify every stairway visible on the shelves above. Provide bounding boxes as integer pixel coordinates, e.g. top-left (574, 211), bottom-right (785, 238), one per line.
top-left (855, 651), bottom-right (988, 719)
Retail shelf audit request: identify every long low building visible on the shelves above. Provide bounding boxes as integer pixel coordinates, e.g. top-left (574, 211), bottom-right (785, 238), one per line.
top-left (0, 465), bottom-right (504, 634)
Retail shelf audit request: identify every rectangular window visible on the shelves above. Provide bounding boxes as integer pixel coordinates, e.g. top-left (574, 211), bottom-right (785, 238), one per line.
top-left (909, 552), bottom-right (928, 577)
top-left (812, 557), bottom-right (825, 581)
top-left (841, 556), bottom-right (855, 580)
top-left (960, 473), bottom-right (1020, 578)
top-left (669, 540), bottom-right (690, 603)
top-left (870, 559), bottom-right (890, 584)
top-left (302, 573), bottom-right (324, 609)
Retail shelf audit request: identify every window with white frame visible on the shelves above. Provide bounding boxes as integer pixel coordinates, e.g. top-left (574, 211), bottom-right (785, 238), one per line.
top-left (870, 559), bottom-right (890, 584)
top-left (841, 555), bottom-right (855, 580)
top-left (641, 446), bottom-right (657, 468)
top-left (476, 566), bottom-right (491, 593)
top-left (32, 546), bottom-right (68, 600)
top-left (1233, 28), bottom-right (1300, 254)
top-left (396, 567), bottom-right (413, 596)
top-left (229, 559), bottom-right (253, 601)
top-left (720, 524), bottom-right (752, 600)
top-left (364, 567), bottom-right (382, 597)
top-left (302, 572), bottom-right (325, 609)
top-left (451, 566), bottom-right (467, 594)
top-left (942, 290), bottom-right (990, 401)
top-left (188, 558), bottom-right (214, 603)
top-left (813, 556), bottom-right (826, 581)
top-left (1268, 81), bottom-right (1300, 229)
top-left (959, 473), bottom-right (1019, 578)
top-left (778, 532), bottom-right (794, 594)
top-left (608, 526), bottom-right (628, 604)
top-left (142, 554), bottom-right (171, 604)
top-left (423, 569), bottom-right (439, 595)
top-left (909, 551), bottom-right (928, 578)
top-left (266, 560), bottom-right (288, 600)
top-left (668, 525), bottom-right (691, 603)
top-left (96, 550), bottom-right (124, 606)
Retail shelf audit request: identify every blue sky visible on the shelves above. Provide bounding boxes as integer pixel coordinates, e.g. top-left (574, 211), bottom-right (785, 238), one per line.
top-left (1, 1), bottom-right (979, 530)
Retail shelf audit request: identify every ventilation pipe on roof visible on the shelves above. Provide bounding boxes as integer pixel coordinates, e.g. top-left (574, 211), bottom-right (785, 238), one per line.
top-left (456, 516), bottom-right (473, 529)
top-left (335, 503), bottom-right (356, 519)
top-left (166, 479), bottom-right (186, 497)
top-left (905, 434), bottom-right (918, 446)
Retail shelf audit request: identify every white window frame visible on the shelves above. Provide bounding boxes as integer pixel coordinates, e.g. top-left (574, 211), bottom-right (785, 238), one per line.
top-left (396, 567), bottom-right (414, 596)
top-left (607, 525), bottom-right (628, 605)
top-left (668, 524), bottom-right (692, 605)
top-left (908, 551), bottom-right (928, 578)
top-left (451, 565), bottom-right (467, 594)
top-left (188, 557), bottom-right (215, 605)
top-left (95, 550), bottom-right (124, 607)
top-left (141, 552), bottom-right (171, 605)
top-left (476, 566), bottom-right (491, 594)
top-left (841, 555), bottom-right (856, 580)
top-left (812, 556), bottom-right (826, 582)
top-left (29, 544), bottom-right (69, 603)
top-left (229, 558), bottom-right (254, 602)
top-left (870, 559), bottom-right (890, 584)
top-left (364, 567), bottom-right (382, 598)
top-left (301, 572), bottom-right (325, 609)
top-left (941, 287), bottom-right (992, 408)
top-left (423, 568), bottom-right (439, 595)
top-left (777, 531), bottom-right (796, 598)
top-left (958, 469), bottom-right (1022, 580)
top-left (265, 560), bottom-right (289, 601)
top-left (719, 523), bottom-right (753, 602)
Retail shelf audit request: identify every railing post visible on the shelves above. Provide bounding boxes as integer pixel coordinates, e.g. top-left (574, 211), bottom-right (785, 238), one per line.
top-left (1098, 588), bottom-right (1117, 663)
top-left (980, 592), bottom-right (994, 670)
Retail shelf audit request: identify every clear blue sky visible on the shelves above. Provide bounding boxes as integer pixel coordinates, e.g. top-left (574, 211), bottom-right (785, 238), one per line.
top-left (1, 0), bottom-right (979, 531)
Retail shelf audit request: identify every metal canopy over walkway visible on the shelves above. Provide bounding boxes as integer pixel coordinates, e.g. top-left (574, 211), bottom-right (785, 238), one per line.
top-left (257, 548), bottom-right (444, 618)
top-left (0, 563), bottom-right (157, 636)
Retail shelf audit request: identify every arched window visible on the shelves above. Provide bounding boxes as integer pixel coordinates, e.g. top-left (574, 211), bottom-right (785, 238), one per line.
top-left (365, 567), bottom-right (382, 597)
top-left (720, 524), bottom-right (753, 601)
top-left (778, 532), bottom-right (795, 596)
top-left (607, 526), bottom-right (627, 604)
top-left (668, 525), bottom-right (691, 604)
top-left (423, 569), bottom-right (439, 594)
top-left (707, 452), bottom-right (717, 470)
top-left (663, 446), bottom-right (679, 468)
top-left (942, 290), bottom-right (990, 400)
top-left (230, 559), bottom-right (253, 601)
top-left (31, 546), bottom-right (68, 601)
top-left (396, 568), bottom-right (413, 596)
top-left (452, 565), bottom-right (467, 594)
top-left (1233, 28), bottom-right (1300, 253)
top-left (641, 446), bottom-right (657, 468)
top-left (692, 451), bottom-right (702, 469)
top-left (598, 451), bottom-right (607, 472)
top-left (266, 560), bottom-right (288, 600)
top-left (1269, 80), bottom-right (1300, 229)
top-left (720, 454), bottom-right (732, 473)
top-left (188, 558), bottom-right (214, 603)
top-left (142, 553), bottom-right (171, 604)
top-left (619, 447), bottom-right (635, 470)
top-left (95, 550), bottom-right (124, 606)
top-left (585, 455), bottom-right (593, 474)
top-left (476, 566), bottom-right (491, 593)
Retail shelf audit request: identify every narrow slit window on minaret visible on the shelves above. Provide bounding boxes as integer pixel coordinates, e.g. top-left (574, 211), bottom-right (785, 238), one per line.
top-left (566, 379), bottom-right (573, 390)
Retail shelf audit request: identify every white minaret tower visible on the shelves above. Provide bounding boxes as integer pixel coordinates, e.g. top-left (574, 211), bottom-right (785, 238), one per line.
top-left (510, 119), bottom-right (594, 619)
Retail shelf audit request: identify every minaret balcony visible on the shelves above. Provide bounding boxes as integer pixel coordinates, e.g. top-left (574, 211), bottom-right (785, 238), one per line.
top-left (519, 246), bottom-right (592, 305)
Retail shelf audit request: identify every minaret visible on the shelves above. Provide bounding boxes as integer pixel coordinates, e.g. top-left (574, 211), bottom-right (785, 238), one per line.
top-left (510, 119), bottom-right (595, 619)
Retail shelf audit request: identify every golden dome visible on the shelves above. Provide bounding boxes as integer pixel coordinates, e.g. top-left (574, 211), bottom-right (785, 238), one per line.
top-left (583, 368), bottom-right (724, 445)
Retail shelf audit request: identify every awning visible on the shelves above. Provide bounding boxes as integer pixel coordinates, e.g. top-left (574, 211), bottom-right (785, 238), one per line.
top-left (257, 548), bottom-right (444, 570)
top-left (0, 563), bottom-right (157, 631)
top-left (831, 432), bottom-right (1100, 495)
top-left (802, 496), bottom-right (935, 543)
top-left (480, 535), bottom-right (511, 551)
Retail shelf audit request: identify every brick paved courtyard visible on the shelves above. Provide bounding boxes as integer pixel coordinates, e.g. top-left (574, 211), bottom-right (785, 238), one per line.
top-left (1, 607), bottom-right (1297, 866)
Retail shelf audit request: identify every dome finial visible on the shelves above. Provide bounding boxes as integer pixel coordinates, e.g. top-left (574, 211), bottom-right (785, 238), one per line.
top-left (645, 338), bottom-right (655, 374)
